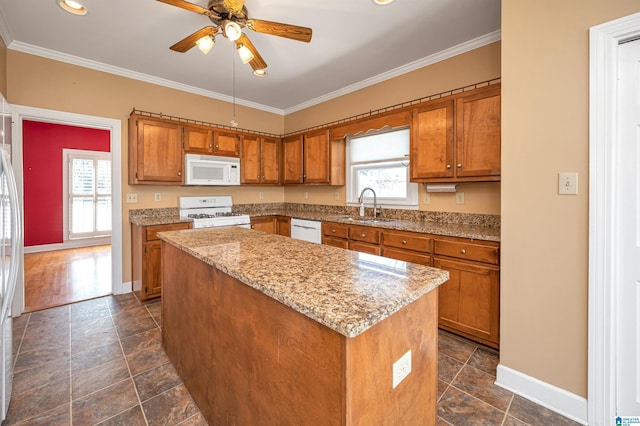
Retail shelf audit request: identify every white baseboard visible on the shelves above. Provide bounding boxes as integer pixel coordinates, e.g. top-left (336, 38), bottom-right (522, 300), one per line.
top-left (113, 281), bottom-right (132, 295)
top-left (24, 237), bottom-right (111, 253)
top-left (495, 364), bottom-right (588, 425)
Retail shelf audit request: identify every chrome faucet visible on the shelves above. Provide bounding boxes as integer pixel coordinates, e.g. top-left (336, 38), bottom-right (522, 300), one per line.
top-left (358, 187), bottom-right (380, 217)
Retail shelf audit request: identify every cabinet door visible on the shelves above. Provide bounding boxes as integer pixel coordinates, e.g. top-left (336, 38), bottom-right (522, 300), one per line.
top-left (323, 236), bottom-right (348, 249)
top-left (250, 216), bottom-right (277, 233)
top-left (183, 125), bottom-right (213, 154)
top-left (143, 241), bottom-right (163, 299)
top-left (283, 135), bottom-right (304, 184)
top-left (434, 258), bottom-right (500, 348)
top-left (410, 100), bottom-right (454, 180)
top-left (303, 130), bottom-right (330, 184)
top-left (276, 216), bottom-right (291, 237)
top-left (135, 118), bottom-right (183, 183)
top-left (214, 131), bottom-right (241, 157)
top-left (241, 135), bottom-right (261, 184)
top-left (455, 86), bottom-right (501, 178)
top-left (261, 137), bottom-right (281, 184)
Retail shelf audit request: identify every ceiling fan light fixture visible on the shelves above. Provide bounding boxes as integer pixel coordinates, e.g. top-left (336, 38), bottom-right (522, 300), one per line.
top-left (224, 21), bottom-right (242, 41)
top-left (253, 69), bottom-right (267, 77)
top-left (372, 0), bottom-right (394, 4)
top-left (196, 35), bottom-right (215, 55)
top-left (58, 0), bottom-right (87, 15)
top-left (237, 44), bottom-right (254, 64)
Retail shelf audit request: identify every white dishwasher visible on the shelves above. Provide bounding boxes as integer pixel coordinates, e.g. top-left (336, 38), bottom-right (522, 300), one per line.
top-left (290, 218), bottom-right (322, 244)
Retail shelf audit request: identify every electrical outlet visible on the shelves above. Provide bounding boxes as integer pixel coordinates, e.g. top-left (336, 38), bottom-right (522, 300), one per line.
top-left (392, 350), bottom-right (412, 389)
top-left (334, 192), bottom-right (340, 201)
top-left (423, 193), bottom-right (431, 204)
top-left (303, 191), bottom-right (308, 200)
top-left (456, 192), bottom-right (465, 205)
top-left (126, 193), bottom-right (138, 204)
top-left (259, 191), bottom-right (264, 200)
top-left (154, 193), bottom-right (161, 202)
top-left (558, 172), bottom-right (578, 195)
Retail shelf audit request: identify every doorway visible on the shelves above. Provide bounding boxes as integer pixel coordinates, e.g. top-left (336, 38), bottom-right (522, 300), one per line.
top-left (11, 106), bottom-right (123, 317)
top-left (589, 11), bottom-right (640, 425)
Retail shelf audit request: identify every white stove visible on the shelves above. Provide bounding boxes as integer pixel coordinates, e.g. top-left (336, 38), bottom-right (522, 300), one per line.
top-left (178, 196), bottom-right (251, 229)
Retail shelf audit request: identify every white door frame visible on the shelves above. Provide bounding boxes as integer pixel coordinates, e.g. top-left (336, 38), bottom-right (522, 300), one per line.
top-left (589, 11), bottom-right (640, 426)
top-left (10, 105), bottom-right (123, 316)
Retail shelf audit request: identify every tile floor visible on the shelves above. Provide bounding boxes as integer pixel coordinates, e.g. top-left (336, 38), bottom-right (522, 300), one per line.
top-left (7, 293), bottom-right (580, 425)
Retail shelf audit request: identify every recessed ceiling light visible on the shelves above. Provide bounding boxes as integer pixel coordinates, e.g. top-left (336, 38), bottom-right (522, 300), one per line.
top-left (253, 69), bottom-right (267, 77)
top-left (372, 0), bottom-right (394, 4)
top-left (58, 0), bottom-right (87, 15)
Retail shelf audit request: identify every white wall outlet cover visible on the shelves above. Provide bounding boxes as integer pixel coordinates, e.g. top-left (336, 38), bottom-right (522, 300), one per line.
top-left (126, 193), bottom-right (138, 203)
top-left (154, 193), bottom-right (161, 201)
top-left (392, 350), bottom-right (412, 389)
top-left (456, 192), bottom-right (465, 204)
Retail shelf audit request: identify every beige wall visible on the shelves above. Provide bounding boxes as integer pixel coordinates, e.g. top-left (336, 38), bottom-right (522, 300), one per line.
top-left (0, 36), bottom-right (6, 98)
top-left (501, 1), bottom-right (640, 398)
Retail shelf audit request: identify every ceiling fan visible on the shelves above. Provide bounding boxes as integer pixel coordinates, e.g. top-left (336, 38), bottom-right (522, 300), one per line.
top-left (158, 0), bottom-right (313, 75)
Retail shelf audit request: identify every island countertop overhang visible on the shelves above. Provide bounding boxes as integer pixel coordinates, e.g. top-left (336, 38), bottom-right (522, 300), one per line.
top-left (158, 226), bottom-right (449, 338)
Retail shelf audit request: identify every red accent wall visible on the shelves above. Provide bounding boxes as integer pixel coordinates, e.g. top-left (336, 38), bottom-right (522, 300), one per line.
top-left (23, 120), bottom-right (110, 247)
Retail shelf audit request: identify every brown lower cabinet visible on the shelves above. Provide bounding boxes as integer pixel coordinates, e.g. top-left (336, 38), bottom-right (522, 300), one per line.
top-left (131, 221), bottom-right (192, 301)
top-left (321, 221), bottom-right (500, 348)
top-left (250, 215), bottom-right (292, 236)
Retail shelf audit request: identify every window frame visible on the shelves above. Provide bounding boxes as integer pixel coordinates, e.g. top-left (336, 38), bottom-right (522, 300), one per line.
top-left (346, 126), bottom-right (418, 209)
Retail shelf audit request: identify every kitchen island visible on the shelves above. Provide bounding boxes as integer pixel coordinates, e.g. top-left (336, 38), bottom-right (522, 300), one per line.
top-left (159, 226), bottom-right (449, 425)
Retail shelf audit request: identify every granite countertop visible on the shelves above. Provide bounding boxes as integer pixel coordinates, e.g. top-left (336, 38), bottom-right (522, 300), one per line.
top-left (158, 226), bottom-right (449, 338)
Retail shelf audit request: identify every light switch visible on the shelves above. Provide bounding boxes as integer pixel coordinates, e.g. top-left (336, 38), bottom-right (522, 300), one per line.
top-left (558, 172), bottom-right (578, 195)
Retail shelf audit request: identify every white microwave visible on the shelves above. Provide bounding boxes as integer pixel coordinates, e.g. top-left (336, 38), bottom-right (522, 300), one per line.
top-left (184, 154), bottom-right (241, 186)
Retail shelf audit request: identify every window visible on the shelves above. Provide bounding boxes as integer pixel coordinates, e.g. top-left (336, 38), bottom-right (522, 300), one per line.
top-left (64, 149), bottom-right (112, 240)
top-left (347, 127), bottom-right (418, 208)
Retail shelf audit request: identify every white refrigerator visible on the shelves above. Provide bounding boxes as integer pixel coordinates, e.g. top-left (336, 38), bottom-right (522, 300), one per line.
top-left (0, 97), bottom-right (21, 421)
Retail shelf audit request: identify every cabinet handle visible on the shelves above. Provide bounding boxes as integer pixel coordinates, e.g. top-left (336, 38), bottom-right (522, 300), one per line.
top-left (457, 164), bottom-right (462, 168)
top-left (361, 234), bottom-right (366, 238)
top-left (177, 171), bottom-right (182, 176)
top-left (251, 225), bottom-right (255, 229)
top-left (209, 144), bottom-right (212, 148)
top-left (331, 229), bottom-right (336, 233)
top-left (460, 249), bottom-right (466, 254)
top-left (446, 164), bottom-right (451, 169)
top-left (215, 145), bottom-right (219, 148)
top-left (402, 240), bottom-right (407, 245)
top-left (258, 176), bottom-right (261, 179)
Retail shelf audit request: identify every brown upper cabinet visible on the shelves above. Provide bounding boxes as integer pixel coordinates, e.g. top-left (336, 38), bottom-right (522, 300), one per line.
top-left (411, 84), bottom-right (501, 182)
top-left (214, 131), bottom-right (241, 157)
top-left (282, 129), bottom-right (345, 185)
top-left (129, 114), bottom-right (184, 185)
top-left (183, 125), bottom-right (240, 157)
top-left (241, 135), bottom-right (280, 185)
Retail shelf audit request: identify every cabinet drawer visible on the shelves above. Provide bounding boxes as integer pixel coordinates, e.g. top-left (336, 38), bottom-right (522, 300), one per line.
top-left (382, 247), bottom-right (431, 266)
top-left (322, 236), bottom-right (348, 249)
top-left (322, 222), bottom-right (348, 239)
top-left (349, 225), bottom-right (380, 244)
top-left (382, 230), bottom-right (431, 253)
top-left (145, 222), bottom-right (191, 241)
top-left (349, 241), bottom-right (381, 255)
top-left (433, 239), bottom-right (499, 265)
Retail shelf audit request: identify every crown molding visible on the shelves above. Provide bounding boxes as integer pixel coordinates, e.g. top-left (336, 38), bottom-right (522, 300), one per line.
top-left (283, 30), bottom-right (502, 115)
top-left (7, 40), bottom-right (285, 115)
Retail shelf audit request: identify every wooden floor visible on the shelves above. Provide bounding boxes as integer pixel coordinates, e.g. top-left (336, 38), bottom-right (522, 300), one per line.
top-left (24, 245), bottom-right (112, 313)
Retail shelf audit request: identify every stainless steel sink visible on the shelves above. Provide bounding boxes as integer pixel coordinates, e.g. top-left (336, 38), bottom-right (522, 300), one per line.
top-left (334, 216), bottom-right (396, 224)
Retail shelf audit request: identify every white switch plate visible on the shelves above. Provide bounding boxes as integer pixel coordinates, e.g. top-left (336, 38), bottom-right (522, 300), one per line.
top-left (259, 191), bottom-right (264, 200)
top-left (558, 172), bottom-right (578, 195)
top-left (334, 192), bottom-right (340, 201)
top-left (303, 191), bottom-right (308, 200)
top-left (154, 192), bottom-right (161, 202)
top-left (126, 193), bottom-right (138, 203)
top-left (392, 350), bottom-right (412, 389)
top-left (456, 192), bottom-right (465, 205)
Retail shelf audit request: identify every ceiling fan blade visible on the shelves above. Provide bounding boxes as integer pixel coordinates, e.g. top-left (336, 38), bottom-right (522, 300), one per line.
top-left (223, 0), bottom-right (245, 15)
top-left (235, 34), bottom-right (267, 71)
top-left (170, 26), bottom-right (218, 52)
top-left (157, 0), bottom-right (211, 15)
top-left (246, 19), bottom-right (312, 43)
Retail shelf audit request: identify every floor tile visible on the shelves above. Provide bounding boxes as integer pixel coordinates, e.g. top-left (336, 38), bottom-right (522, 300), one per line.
top-left (133, 361), bottom-right (182, 402)
top-left (507, 394), bottom-right (582, 425)
top-left (438, 380), bottom-right (449, 400)
top-left (438, 331), bottom-right (478, 363)
top-left (179, 411), bottom-right (210, 425)
top-left (72, 356), bottom-right (130, 399)
top-left (115, 316), bottom-right (158, 339)
top-left (451, 365), bottom-right (513, 411)
top-left (112, 305), bottom-right (154, 326)
top-left (438, 352), bottom-right (464, 383)
top-left (106, 294), bottom-right (141, 314)
top-left (438, 386), bottom-right (507, 426)
top-left (71, 340), bottom-right (124, 374)
top-left (12, 357), bottom-right (70, 395)
top-left (120, 327), bottom-right (162, 356)
top-left (142, 384), bottom-right (199, 426)
top-left (6, 401), bottom-right (70, 426)
top-left (13, 346), bottom-right (70, 374)
top-left (71, 315), bottom-right (114, 336)
top-left (126, 342), bottom-right (171, 376)
top-left (18, 328), bottom-right (70, 353)
top-left (468, 346), bottom-right (500, 376)
top-left (95, 404), bottom-right (147, 426)
top-left (502, 415), bottom-right (529, 425)
top-left (71, 326), bottom-right (119, 355)
top-left (71, 378), bottom-right (139, 425)
top-left (5, 377), bottom-right (70, 425)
